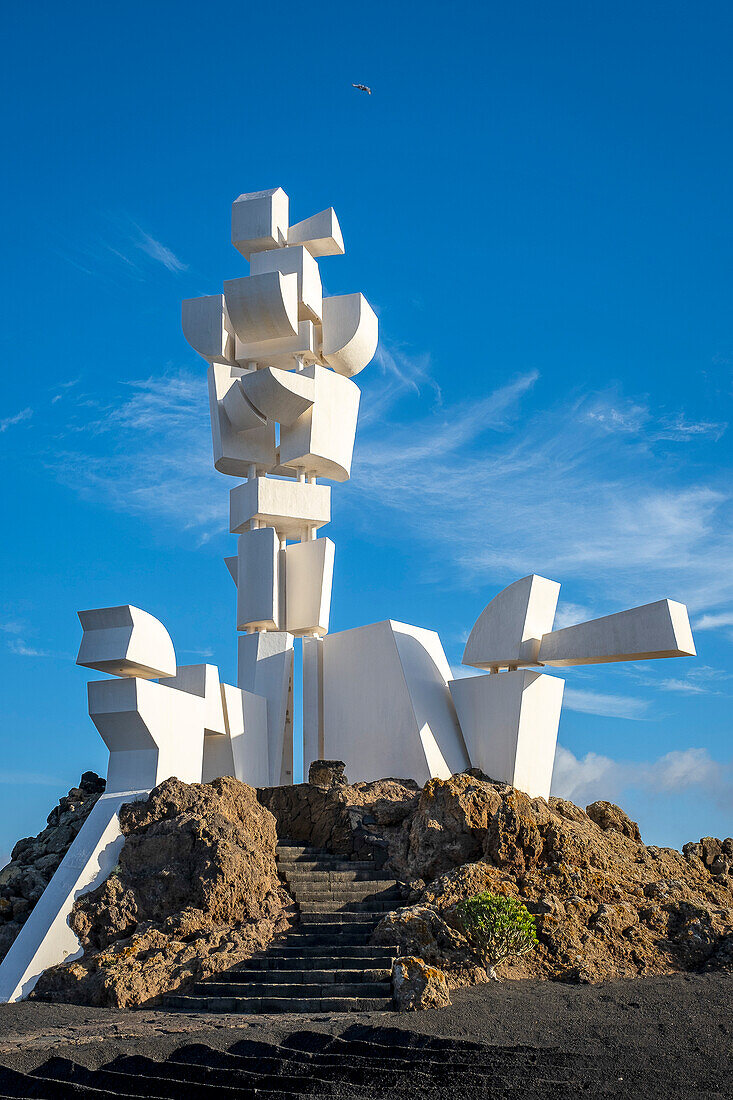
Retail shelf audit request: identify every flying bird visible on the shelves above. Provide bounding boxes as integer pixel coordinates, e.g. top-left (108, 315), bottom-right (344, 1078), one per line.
top-left (352, 83), bottom-right (372, 95)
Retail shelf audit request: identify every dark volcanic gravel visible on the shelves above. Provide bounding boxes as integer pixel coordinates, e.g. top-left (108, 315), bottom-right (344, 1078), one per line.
top-left (0, 973), bottom-right (730, 1098)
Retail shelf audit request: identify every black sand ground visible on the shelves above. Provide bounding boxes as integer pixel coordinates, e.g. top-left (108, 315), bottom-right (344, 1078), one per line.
top-left (0, 973), bottom-right (730, 1098)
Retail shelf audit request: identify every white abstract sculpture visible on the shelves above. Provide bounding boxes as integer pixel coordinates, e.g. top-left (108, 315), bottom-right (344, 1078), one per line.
top-left (317, 621), bottom-right (470, 785)
top-left (182, 187), bottom-right (379, 783)
top-left (1, 187), bottom-right (703, 1009)
top-left (451, 577), bottom-right (696, 800)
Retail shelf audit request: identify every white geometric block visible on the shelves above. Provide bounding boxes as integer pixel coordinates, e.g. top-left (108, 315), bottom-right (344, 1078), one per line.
top-left (287, 207), bottom-right (345, 257)
top-left (181, 294), bottom-right (235, 363)
top-left (463, 575), bottom-right (561, 671)
top-left (284, 537), bottom-right (335, 636)
top-left (236, 527), bottom-right (280, 631)
top-left (235, 320), bottom-right (317, 369)
top-left (202, 683), bottom-right (269, 787)
top-left (322, 620), bottom-right (470, 785)
top-left (240, 366), bottom-right (316, 425)
top-left (220, 376), bottom-right (267, 432)
top-left (231, 187), bottom-right (289, 260)
top-left (224, 271), bottom-right (299, 344)
top-left (249, 245), bottom-right (323, 324)
top-left (159, 664), bottom-right (226, 736)
top-left (449, 670), bottom-right (565, 801)
top-left (0, 790), bottom-right (149, 1003)
top-left (230, 477), bottom-right (331, 539)
top-left (87, 678), bottom-right (206, 793)
top-left (278, 364), bottom-right (360, 481)
top-left (76, 606), bottom-right (176, 680)
top-left (208, 362), bottom-right (277, 476)
top-left (238, 631), bottom-right (294, 786)
top-left (538, 599), bottom-right (696, 667)
top-left (320, 293), bottom-right (378, 377)
top-left (302, 635), bottom-right (324, 777)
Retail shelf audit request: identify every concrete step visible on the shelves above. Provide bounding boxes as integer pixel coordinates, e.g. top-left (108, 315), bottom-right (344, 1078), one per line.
top-left (291, 895), bottom-right (400, 908)
top-left (197, 981), bottom-right (392, 998)
top-left (287, 883), bottom-right (400, 898)
top-left (277, 861), bottom-right (379, 874)
top-left (298, 901), bottom-right (398, 914)
top-left (164, 994), bottom-right (394, 1013)
top-left (299, 906), bottom-right (383, 924)
top-left (205, 967), bottom-right (391, 983)
top-left (244, 946), bottom-right (397, 961)
top-left (280, 869), bottom-right (396, 882)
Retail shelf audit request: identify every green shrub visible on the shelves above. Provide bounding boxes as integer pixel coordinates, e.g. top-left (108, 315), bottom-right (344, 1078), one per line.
top-left (453, 891), bottom-right (539, 980)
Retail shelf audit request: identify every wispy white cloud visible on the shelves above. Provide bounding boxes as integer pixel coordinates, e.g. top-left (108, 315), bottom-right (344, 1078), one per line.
top-left (562, 687), bottom-right (650, 720)
top-left (349, 372), bottom-right (733, 618)
top-left (51, 214), bottom-right (188, 283)
top-left (694, 611), bottom-right (733, 631)
top-left (48, 369), bottom-right (226, 537)
top-left (373, 341), bottom-right (442, 403)
top-left (552, 601), bottom-right (592, 630)
top-left (1, 407), bottom-right (33, 433)
top-left (134, 228), bottom-right (188, 273)
top-left (552, 744), bottom-right (732, 814)
top-left (6, 638), bottom-right (52, 658)
top-left (620, 662), bottom-right (730, 697)
top-left (582, 395), bottom-right (726, 443)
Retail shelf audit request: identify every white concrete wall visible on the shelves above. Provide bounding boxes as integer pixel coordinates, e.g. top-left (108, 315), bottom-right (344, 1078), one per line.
top-left (449, 670), bottom-right (565, 800)
top-left (322, 620), bottom-right (469, 785)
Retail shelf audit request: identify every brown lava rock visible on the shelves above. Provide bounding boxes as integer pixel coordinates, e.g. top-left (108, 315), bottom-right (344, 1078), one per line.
top-left (0, 772), bottom-right (106, 964)
top-left (30, 776), bottom-right (291, 1007)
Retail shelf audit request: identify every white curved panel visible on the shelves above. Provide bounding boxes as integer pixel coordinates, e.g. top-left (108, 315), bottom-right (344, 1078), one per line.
top-left (462, 575), bottom-right (560, 670)
top-left (76, 605), bottom-right (177, 679)
top-left (249, 245), bottom-right (323, 324)
top-left (221, 377), bottom-right (267, 432)
top-left (224, 271), bottom-right (299, 344)
top-left (277, 364), bottom-right (360, 481)
top-left (207, 362), bottom-right (277, 476)
top-left (320, 293), bottom-right (378, 377)
top-left (240, 366), bottom-right (315, 425)
top-left (181, 294), bottom-right (235, 363)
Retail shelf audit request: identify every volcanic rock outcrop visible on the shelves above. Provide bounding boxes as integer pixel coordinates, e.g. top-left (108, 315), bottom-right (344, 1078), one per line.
top-left (260, 768), bottom-right (733, 986)
top-left (30, 776), bottom-right (291, 1007)
top-left (0, 772), bottom-right (106, 964)
top-left (2, 766), bottom-right (731, 1007)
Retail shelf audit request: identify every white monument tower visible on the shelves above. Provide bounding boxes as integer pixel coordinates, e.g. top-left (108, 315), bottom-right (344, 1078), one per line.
top-left (181, 188), bottom-right (378, 786)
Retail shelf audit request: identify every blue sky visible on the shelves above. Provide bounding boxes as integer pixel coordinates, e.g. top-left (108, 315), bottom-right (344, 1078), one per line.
top-left (1, 0), bottom-right (731, 860)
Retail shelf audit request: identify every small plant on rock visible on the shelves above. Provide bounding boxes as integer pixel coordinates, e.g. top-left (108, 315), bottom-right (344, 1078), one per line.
top-left (453, 891), bottom-right (538, 980)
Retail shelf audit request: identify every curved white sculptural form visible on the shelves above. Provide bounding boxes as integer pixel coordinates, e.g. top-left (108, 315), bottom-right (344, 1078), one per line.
top-left (451, 576), bottom-right (696, 800)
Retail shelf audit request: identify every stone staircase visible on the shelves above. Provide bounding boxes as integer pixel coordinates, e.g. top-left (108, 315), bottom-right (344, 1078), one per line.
top-left (163, 840), bottom-right (404, 1013)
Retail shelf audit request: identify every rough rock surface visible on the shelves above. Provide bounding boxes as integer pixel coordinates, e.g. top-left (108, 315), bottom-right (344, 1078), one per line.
top-left (30, 777), bottom-right (291, 1007)
top-left (308, 759), bottom-right (347, 788)
top-left (0, 773), bottom-right (106, 964)
top-left (259, 774), bottom-right (421, 865)
top-left (365, 774), bottom-right (733, 986)
top-left (392, 955), bottom-right (452, 1011)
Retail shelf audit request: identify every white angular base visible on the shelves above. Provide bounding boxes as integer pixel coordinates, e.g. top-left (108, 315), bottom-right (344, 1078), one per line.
top-left (449, 670), bottom-right (565, 800)
top-left (238, 631), bottom-right (294, 786)
top-left (0, 790), bottom-right (149, 1003)
top-left (322, 620), bottom-right (469, 785)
